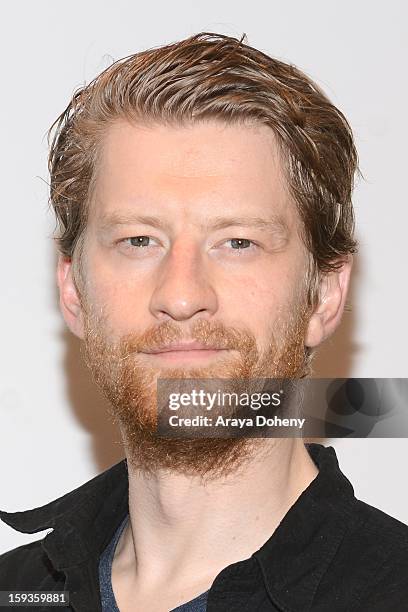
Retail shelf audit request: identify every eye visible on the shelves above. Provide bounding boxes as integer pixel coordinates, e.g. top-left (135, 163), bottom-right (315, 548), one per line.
top-left (215, 238), bottom-right (259, 255)
top-left (116, 235), bottom-right (162, 256)
top-left (229, 238), bottom-right (253, 250)
top-left (124, 236), bottom-right (151, 247)
top-left (118, 235), bottom-right (161, 251)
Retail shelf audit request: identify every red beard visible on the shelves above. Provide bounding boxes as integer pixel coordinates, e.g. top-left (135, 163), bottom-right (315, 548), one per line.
top-left (81, 300), bottom-right (312, 480)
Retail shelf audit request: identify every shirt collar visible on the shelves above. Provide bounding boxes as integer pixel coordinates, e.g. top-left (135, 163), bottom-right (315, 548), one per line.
top-left (0, 444), bottom-right (355, 611)
top-left (253, 443), bottom-right (355, 610)
top-left (0, 459), bottom-right (129, 569)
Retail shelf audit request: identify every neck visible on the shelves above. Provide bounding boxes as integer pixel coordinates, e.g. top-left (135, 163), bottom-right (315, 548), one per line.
top-left (114, 438), bottom-right (318, 592)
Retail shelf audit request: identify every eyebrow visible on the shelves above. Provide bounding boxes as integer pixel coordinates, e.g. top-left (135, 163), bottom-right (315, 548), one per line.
top-left (97, 211), bottom-right (289, 235)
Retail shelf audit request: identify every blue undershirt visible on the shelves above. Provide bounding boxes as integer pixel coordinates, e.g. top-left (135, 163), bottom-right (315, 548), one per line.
top-left (99, 514), bottom-right (209, 611)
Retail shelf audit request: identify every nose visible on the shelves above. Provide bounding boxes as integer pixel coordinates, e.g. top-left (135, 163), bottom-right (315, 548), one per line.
top-left (149, 238), bottom-right (218, 322)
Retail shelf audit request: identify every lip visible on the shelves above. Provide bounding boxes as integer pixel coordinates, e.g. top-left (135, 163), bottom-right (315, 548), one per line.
top-left (142, 341), bottom-right (225, 354)
top-left (139, 342), bottom-right (232, 363)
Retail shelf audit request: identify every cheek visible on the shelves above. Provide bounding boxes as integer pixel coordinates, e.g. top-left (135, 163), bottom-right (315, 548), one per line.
top-left (220, 255), bottom-right (307, 341)
top-left (220, 271), bottom-right (291, 329)
top-left (83, 250), bottom-right (153, 331)
top-left (227, 259), bottom-right (299, 305)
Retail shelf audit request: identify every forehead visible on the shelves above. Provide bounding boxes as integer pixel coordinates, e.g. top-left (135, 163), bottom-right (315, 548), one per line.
top-left (90, 119), bottom-right (298, 227)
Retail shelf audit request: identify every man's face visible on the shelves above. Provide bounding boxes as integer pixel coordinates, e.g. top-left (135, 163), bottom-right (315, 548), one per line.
top-left (71, 119), bottom-right (316, 477)
top-left (82, 119), bottom-right (310, 350)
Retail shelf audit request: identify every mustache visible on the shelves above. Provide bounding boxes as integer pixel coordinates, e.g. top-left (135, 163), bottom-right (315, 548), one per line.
top-left (118, 319), bottom-right (258, 356)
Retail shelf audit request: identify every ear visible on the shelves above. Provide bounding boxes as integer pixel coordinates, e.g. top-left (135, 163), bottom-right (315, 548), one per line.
top-left (57, 255), bottom-right (85, 340)
top-left (305, 256), bottom-right (353, 348)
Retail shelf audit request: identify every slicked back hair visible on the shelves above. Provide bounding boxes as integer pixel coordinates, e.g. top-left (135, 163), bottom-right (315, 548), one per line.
top-left (48, 32), bottom-right (358, 307)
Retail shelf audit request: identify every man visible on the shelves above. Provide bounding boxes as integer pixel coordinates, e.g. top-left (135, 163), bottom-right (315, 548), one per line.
top-left (1, 32), bottom-right (407, 611)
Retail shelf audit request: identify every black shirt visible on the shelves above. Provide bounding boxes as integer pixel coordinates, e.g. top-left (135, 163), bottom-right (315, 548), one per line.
top-left (1, 443), bottom-right (408, 611)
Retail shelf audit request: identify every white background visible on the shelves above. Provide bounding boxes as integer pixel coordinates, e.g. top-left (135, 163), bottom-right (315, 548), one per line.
top-left (1, 0), bottom-right (407, 554)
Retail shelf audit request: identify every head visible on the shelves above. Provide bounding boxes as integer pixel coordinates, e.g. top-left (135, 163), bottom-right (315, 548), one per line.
top-left (52, 33), bottom-right (358, 478)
